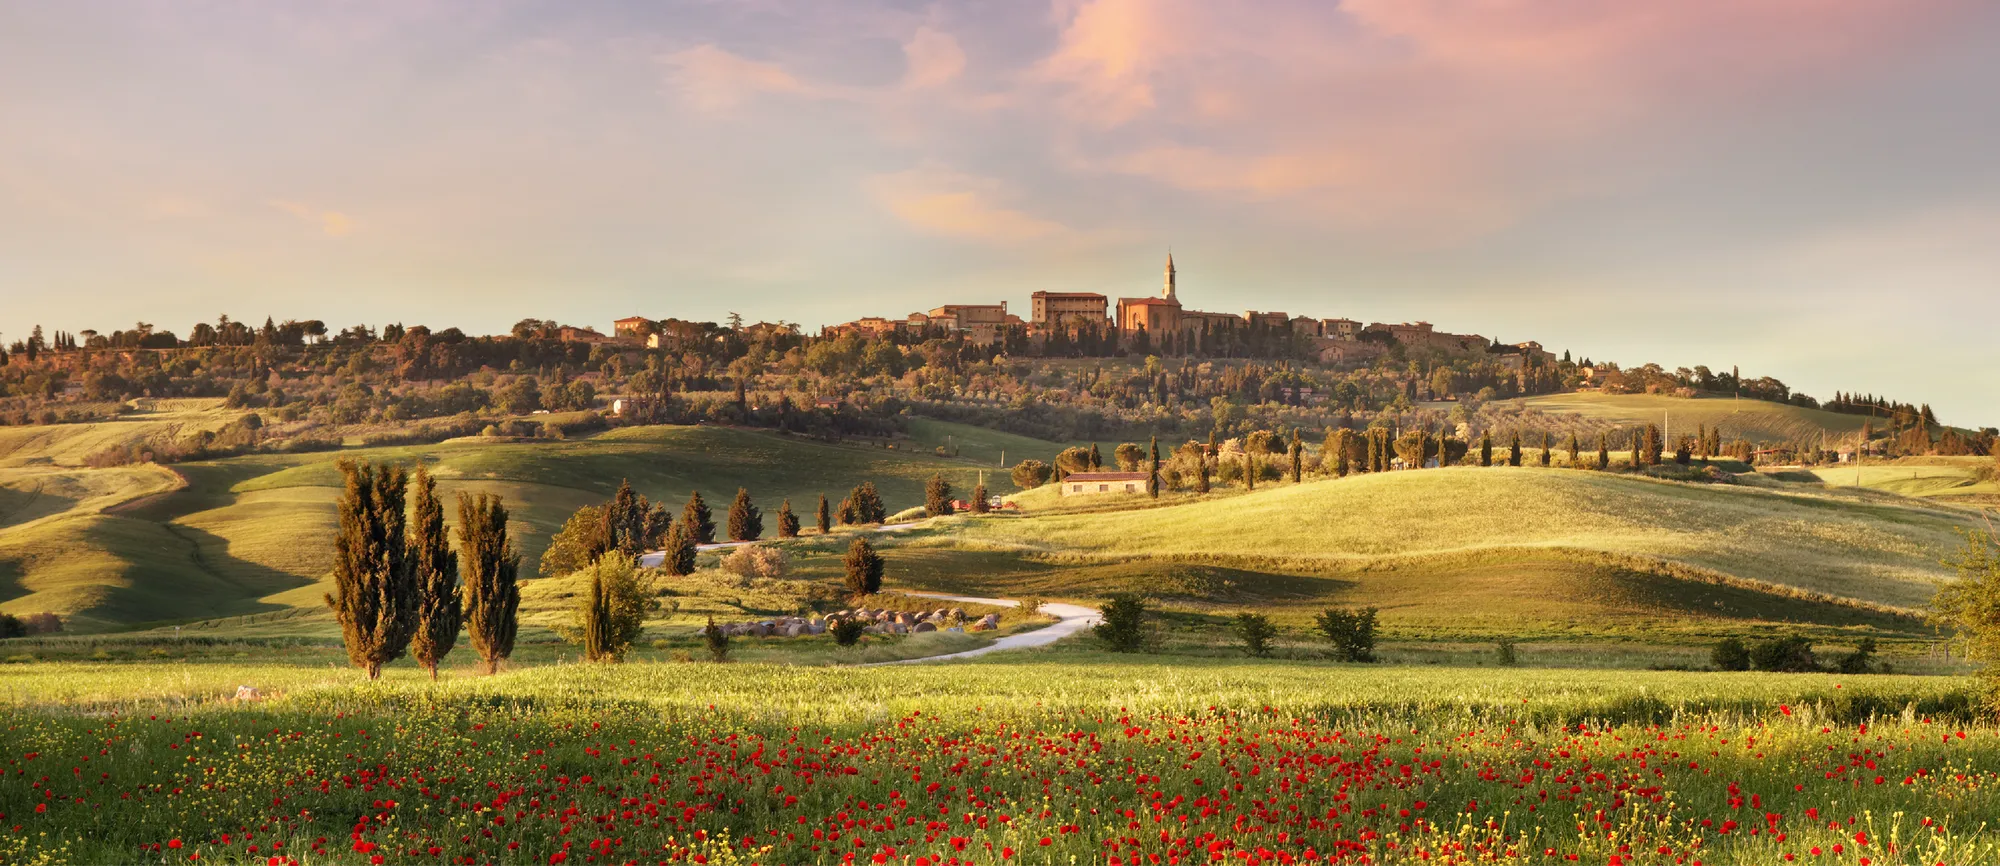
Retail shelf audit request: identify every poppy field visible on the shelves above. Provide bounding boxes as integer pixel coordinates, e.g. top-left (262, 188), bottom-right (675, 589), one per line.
top-left (2, 660), bottom-right (1996, 865)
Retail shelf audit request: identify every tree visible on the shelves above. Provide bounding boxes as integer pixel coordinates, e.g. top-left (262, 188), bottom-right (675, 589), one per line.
top-left (727, 488), bottom-right (762, 541)
top-left (1114, 442), bottom-right (1145, 472)
top-left (971, 482), bottom-right (990, 514)
top-left (1094, 594), bottom-right (1150, 653)
top-left (1314, 607), bottom-right (1378, 662)
top-left (602, 479), bottom-right (665, 559)
top-left (563, 552), bottom-right (653, 663)
top-left (1287, 431), bottom-right (1303, 483)
top-left (1631, 428), bottom-right (1644, 469)
top-left (1508, 431), bottom-right (1522, 467)
top-left (925, 473), bottom-right (954, 517)
top-left (1149, 436), bottom-right (1164, 497)
top-left (660, 519), bottom-right (697, 576)
top-left (407, 466), bottom-right (460, 680)
top-left (1749, 635), bottom-right (1818, 672)
top-left (1244, 450), bottom-right (1256, 490)
top-left (816, 493), bottom-right (831, 533)
top-left (325, 461), bottom-right (417, 679)
top-left (1597, 433), bottom-right (1611, 470)
top-left (1933, 526), bottom-right (2000, 713)
top-left (1567, 432), bottom-right (1581, 467)
top-left (540, 504), bottom-right (608, 578)
top-left (1011, 459), bottom-right (1053, 489)
top-left (1540, 432), bottom-right (1553, 467)
top-left (777, 499), bottom-right (800, 538)
top-left (1054, 447), bottom-right (1093, 480)
top-left (1088, 442), bottom-right (1103, 469)
top-left (1234, 613), bottom-right (1278, 658)
top-left (1480, 430), bottom-right (1493, 467)
top-left (843, 537), bottom-right (884, 595)
top-left (848, 482), bottom-right (887, 524)
top-left (457, 491), bottom-right (520, 675)
top-left (1646, 423), bottom-right (1664, 466)
top-left (681, 491), bottom-right (715, 544)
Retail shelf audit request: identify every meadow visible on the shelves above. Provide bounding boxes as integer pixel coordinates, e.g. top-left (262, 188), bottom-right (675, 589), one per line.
top-left (2, 658), bottom-right (1996, 865)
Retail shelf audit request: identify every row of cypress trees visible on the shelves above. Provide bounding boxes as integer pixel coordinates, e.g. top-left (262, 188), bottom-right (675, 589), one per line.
top-left (325, 461), bottom-right (520, 679)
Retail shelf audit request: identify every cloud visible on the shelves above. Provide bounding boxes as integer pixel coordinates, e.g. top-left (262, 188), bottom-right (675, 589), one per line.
top-left (663, 44), bottom-right (822, 110)
top-left (902, 27), bottom-right (965, 90)
top-left (1029, 0), bottom-right (1967, 241)
top-left (870, 167), bottom-right (1070, 243)
top-left (269, 199), bottom-right (354, 237)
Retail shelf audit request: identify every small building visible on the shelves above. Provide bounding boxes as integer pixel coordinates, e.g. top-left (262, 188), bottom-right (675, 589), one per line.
top-left (612, 317), bottom-right (652, 340)
top-left (1059, 471), bottom-right (1150, 496)
top-left (1030, 291), bottom-right (1109, 327)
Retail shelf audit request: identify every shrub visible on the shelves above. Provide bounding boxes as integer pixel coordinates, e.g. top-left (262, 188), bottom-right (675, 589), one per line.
top-left (720, 545), bottom-right (789, 579)
top-left (556, 552), bottom-right (656, 663)
top-left (702, 618), bottom-right (730, 662)
top-left (1711, 637), bottom-right (1751, 671)
top-left (1748, 635), bottom-right (1818, 672)
top-left (832, 618), bottom-right (869, 647)
top-left (1018, 598), bottom-right (1044, 617)
top-left (1834, 637), bottom-right (1878, 675)
top-left (1495, 640), bottom-right (1519, 667)
top-left (1314, 607), bottom-right (1378, 662)
top-left (0, 615), bottom-right (23, 640)
top-left (1233, 613), bottom-right (1277, 658)
top-left (1094, 594), bottom-right (1151, 653)
top-left (843, 538), bottom-right (883, 595)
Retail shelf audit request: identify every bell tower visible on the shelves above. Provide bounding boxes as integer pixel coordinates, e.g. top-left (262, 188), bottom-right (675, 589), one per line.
top-left (1163, 252), bottom-right (1177, 300)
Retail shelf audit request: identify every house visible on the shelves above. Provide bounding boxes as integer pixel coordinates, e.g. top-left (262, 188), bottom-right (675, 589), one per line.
top-left (612, 317), bottom-right (652, 340)
top-left (557, 326), bottom-right (612, 344)
top-left (1059, 471), bottom-right (1150, 496)
top-left (1030, 291), bottom-right (1108, 327)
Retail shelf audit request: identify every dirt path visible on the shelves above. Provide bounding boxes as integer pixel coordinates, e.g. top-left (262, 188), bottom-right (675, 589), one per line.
top-left (863, 593), bottom-right (1102, 666)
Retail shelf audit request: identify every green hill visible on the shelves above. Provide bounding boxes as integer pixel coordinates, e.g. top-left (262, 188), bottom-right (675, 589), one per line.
top-left (939, 467), bottom-right (1979, 636)
top-left (1501, 392), bottom-right (1868, 442)
top-left (0, 424), bottom-right (991, 630)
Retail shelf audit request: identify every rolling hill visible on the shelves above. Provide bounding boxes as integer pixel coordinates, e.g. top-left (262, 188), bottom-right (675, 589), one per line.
top-left (0, 423), bottom-right (1016, 630)
top-left (1500, 392), bottom-right (1869, 442)
top-left (936, 466), bottom-right (1983, 636)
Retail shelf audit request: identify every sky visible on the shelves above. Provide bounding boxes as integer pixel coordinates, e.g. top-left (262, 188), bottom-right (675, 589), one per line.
top-left (2, 0), bottom-right (1997, 424)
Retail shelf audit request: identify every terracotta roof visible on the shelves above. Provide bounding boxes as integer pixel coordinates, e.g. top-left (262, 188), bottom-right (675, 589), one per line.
top-left (1119, 297), bottom-right (1178, 306)
top-left (1061, 471), bottom-right (1150, 482)
top-left (1033, 291), bottom-right (1108, 299)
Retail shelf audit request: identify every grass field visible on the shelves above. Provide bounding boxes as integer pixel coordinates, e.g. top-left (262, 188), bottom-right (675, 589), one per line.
top-left (1503, 392), bottom-right (1869, 442)
top-left (0, 421), bottom-right (997, 630)
top-left (1812, 459), bottom-right (2000, 499)
top-left (1, 657), bottom-right (1994, 865)
top-left (959, 468), bottom-right (1978, 616)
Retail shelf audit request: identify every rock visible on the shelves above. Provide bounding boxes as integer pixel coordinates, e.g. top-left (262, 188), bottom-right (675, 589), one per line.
top-left (913, 621), bottom-right (936, 633)
top-left (949, 608), bottom-right (966, 623)
top-left (808, 621), bottom-right (826, 635)
top-left (978, 613), bottom-right (1000, 629)
top-left (785, 624), bottom-right (804, 638)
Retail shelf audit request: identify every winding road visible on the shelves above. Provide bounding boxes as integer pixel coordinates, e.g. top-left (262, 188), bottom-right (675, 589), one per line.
top-left (865, 593), bottom-right (1102, 666)
top-left (633, 526), bottom-right (1102, 664)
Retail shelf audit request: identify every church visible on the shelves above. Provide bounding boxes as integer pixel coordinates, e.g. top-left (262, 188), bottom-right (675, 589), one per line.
top-left (1115, 254), bottom-right (1248, 347)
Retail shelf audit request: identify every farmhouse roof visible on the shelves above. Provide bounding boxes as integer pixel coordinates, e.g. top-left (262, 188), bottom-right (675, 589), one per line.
top-left (1061, 471), bottom-right (1150, 482)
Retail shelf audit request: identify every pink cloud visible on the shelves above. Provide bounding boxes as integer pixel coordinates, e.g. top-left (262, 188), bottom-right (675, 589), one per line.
top-left (1033, 0), bottom-right (1969, 241)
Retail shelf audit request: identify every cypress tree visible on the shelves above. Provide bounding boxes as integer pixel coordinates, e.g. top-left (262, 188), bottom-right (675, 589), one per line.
top-left (1631, 429), bottom-right (1644, 469)
top-left (458, 491), bottom-right (520, 676)
top-left (1597, 433), bottom-right (1610, 470)
top-left (1149, 436), bottom-right (1163, 497)
top-left (1646, 423), bottom-right (1664, 466)
top-left (681, 490), bottom-right (715, 544)
top-left (1540, 432), bottom-right (1553, 467)
top-left (1287, 431), bottom-right (1302, 482)
top-left (815, 493), bottom-right (831, 534)
top-left (1480, 430), bottom-right (1493, 467)
top-left (777, 499), bottom-right (800, 538)
top-left (1508, 431), bottom-right (1522, 467)
top-left (844, 537), bottom-right (883, 595)
top-left (726, 488), bottom-right (762, 541)
top-left (925, 473), bottom-right (954, 517)
top-left (407, 465), bottom-right (460, 680)
top-left (582, 566), bottom-right (610, 662)
top-left (971, 483), bottom-right (989, 514)
top-left (1088, 442), bottom-right (1102, 470)
top-left (326, 460), bottom-right (417, 680)
top-left (1207, 429), bottom-right (1218, 457)
top-left (661, 518), bottom-right (697, 576)
top-left (1197, 453), bottom-right (1211, 493)
top-left (1567, 432), bottom-right (1580, 467)
top-left (1245, 451), bottom-right (1256, 490)
top-left (849, 482), bottom-right (886, 523)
